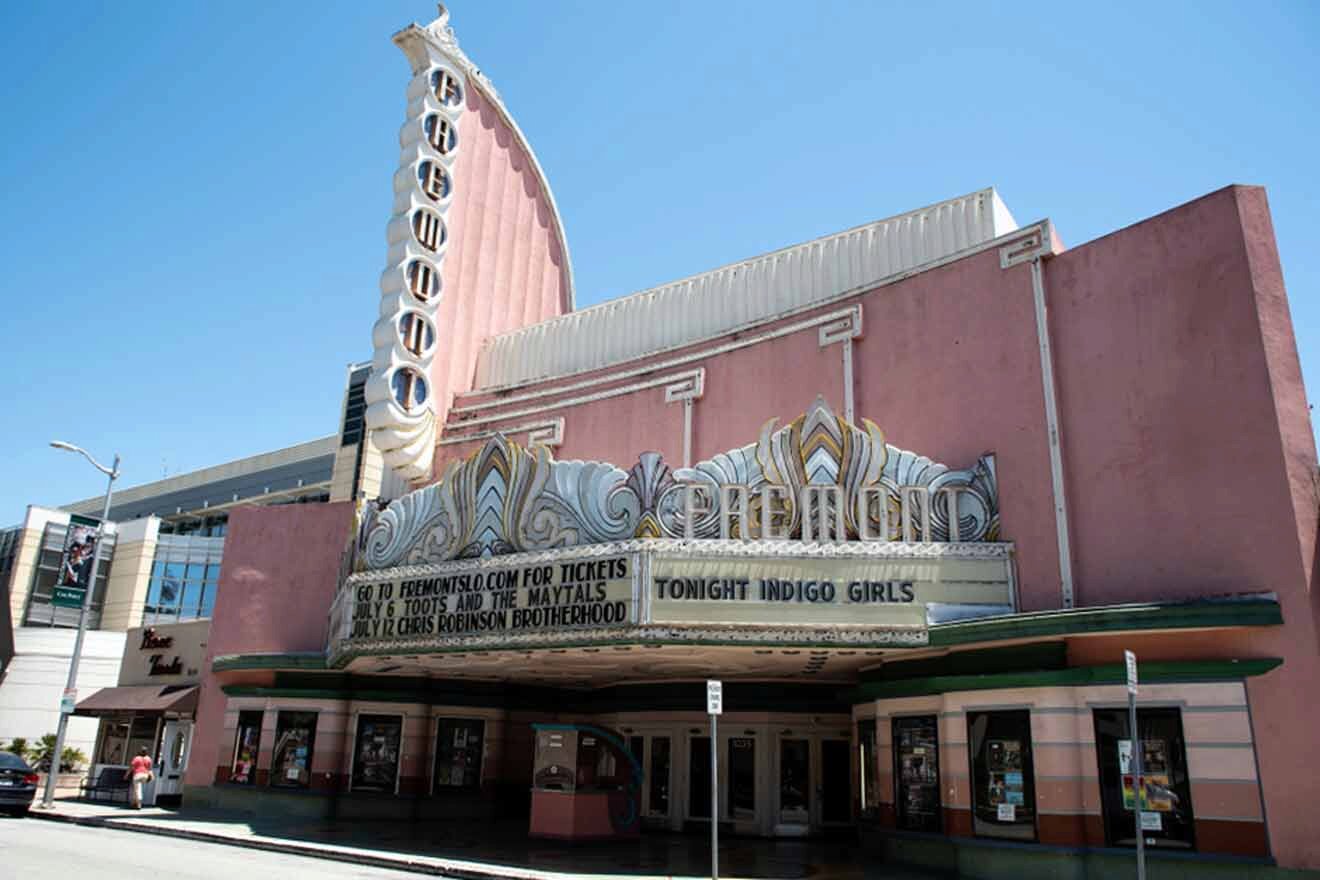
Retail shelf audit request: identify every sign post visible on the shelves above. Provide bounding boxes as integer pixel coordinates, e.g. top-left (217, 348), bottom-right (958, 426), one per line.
top-left (706, 679), bottom-right (722, 880)
top-left (1125, 650), bottom-right (1146, 880)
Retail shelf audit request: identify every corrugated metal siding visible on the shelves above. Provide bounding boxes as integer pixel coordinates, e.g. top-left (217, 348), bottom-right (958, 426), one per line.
top-left (473, 189), bottom-right (1018, 390)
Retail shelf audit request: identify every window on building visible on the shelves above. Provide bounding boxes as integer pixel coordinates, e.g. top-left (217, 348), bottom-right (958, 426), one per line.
top-left (97, 720), bottom-right (130, 765)
top-left (968, 710), bottom-right (1037, 840)
top-left (893, 715), bottom-right (941, 832)
top-left (1093, 708), bottom-right (1196, 850)
top-left (417, 160), bottom-right (450, 202)
top-left (412, 209), bottom-right (445, 252)
top-left (391, 368), bottom-right (429, 412)
top-left (271, 711), bottom-right (317, 789)
top-left (434, 718), bottom-right (483, 790)
top-left (407, 260), bottom-right (438, 302)
top-left (230, 710), bottom-right (262, 785)
top-left (23, 522), bottom-right (113, 628)
top-left (424, 114), bottom-right (456, 154)
top-left (857, 719), bottom-right (879, 816)
top-left (431, 69), bottom-right (462, 106)
top-left (125, 716), bottom-right (157, 763)
top-left (143, 547), bottom-right (221, 625)
top-left (351, 714), bottom-right (403, 793)
top-left (399, 313), bottom-right (435, 357)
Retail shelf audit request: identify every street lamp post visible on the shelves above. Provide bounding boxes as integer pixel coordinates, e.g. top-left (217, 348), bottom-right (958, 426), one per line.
top-left (40, 441), bottom-right (119, 809)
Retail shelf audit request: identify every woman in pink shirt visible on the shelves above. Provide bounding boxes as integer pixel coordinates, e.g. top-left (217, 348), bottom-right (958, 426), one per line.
top-left (126, 747), bottom-right (153, 809)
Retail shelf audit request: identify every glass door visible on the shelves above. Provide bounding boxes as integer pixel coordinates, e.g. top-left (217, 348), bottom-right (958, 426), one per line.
top-left (644, 735), bottom-right (672, 823)
top-left (778, 738), bottom-right (810, 832)
top-left (155, 720), bottom-right (191, 800)
top-left (893, 715), bottom-right (941, 832)
top-left (688, 736), bottom-right (711, 819)
top-left (727, 736), bottom-right (757, 824)
top-left (819, 738), bottom-right (852, 825)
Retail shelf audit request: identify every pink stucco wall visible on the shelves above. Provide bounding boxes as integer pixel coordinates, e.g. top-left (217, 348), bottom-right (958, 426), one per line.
top-left (426, 85), bottom-right (571, 452)
top-left (437, 186), bottom-right (1319, 866)
top-left (442, 244), bottom-right (1064, 610)
top-left (184, 502), bottom-right (356, 788)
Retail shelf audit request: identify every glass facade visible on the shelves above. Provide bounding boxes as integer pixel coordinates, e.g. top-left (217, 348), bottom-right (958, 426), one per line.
top-left (143, 533), bottom-right (223, 624)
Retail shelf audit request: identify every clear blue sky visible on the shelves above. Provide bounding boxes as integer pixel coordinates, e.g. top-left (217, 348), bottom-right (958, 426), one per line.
top-left (1, 2), bottom-right (1317, 524)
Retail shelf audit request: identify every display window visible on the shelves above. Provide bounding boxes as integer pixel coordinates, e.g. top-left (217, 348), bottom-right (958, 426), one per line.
top-left (728, 737), bottom-right (756, 821)
top-left (97, 720), bottom-right (130, 765)
top-left (1093, 708), bottom-right (1196, 850)
top-left (230, 710), bottom-right (262, 785)
top-left (271, 711), bottom-right (317, 789)
top-left (434, 718), bottom-right (483, 790)
top-left (893, 715), bottom-right (941, 832)
top-left (967, 710), bottom-right (1037, 840)
top-left (857, 720), bottom-right (879, 816)
top-left (351, 714), bottom-right (403, 793)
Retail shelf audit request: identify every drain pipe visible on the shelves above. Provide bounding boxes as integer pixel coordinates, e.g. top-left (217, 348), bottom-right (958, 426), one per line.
top-left (1004, 228), bottom-right (1075, 609)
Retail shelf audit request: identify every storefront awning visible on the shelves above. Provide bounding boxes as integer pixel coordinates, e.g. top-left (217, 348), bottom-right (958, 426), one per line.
top-left (73, 684), bottom-right (198, 717)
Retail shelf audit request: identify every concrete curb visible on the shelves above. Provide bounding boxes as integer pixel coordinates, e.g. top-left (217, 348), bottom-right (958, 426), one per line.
top-left (26, 808), bottom-right (541, 880)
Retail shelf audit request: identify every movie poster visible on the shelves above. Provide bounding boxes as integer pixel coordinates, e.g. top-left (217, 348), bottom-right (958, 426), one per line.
top-left (1119, 739), bottom-right (1175, 811)
top-left (352, 715), bottom-right (402, 792)
top-left (58, 517), bottom-right (99, 589)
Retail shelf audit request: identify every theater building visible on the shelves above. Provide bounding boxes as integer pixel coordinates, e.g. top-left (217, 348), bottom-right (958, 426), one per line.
top-left (183, 7), bottom-right (1320, 877)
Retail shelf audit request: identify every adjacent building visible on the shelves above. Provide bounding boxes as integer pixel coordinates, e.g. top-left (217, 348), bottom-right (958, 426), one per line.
top-left (0, 367), bottom-right (408, 759)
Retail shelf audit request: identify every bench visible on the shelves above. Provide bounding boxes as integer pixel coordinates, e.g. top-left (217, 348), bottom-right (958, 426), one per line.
top-left (80, 767), bottom-right (130, 803)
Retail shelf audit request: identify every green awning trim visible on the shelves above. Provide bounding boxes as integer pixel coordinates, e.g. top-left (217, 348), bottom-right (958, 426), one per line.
top-left (849, 657), bottom-right (1282, 702)
top-left (928, 598), bottom-right (1282, 648)
top-left (212, 652), bottom-right (327, 673)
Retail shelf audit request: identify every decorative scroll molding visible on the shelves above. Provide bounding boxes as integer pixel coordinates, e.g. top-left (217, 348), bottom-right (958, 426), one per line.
top-left (364, 9), bottom-right (470, 482)
top-left (440, 417), bottom-right (564, 449)
top-left (354, 397), bottom-right (1001, 572)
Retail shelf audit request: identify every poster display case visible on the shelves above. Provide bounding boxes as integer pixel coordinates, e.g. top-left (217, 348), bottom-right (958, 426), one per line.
top-left (893, 715), bottom-right (941, 832)
top-left (230, 711), bottom-right (262, 785)
top-left (1094, 708), bottom-right (1196, 850)
top-left (271, 711), bottom-right (317, 789)
top-left (968, 710), bottom-right (1037, 840)
top-left (351, 714), bottom-right (402, 793)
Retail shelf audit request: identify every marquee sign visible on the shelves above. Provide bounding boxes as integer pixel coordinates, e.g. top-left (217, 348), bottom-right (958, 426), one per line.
top-left (330, 398), bottom-right (1013, 659)
top-left (330, 539), bottom-right (1012, 658)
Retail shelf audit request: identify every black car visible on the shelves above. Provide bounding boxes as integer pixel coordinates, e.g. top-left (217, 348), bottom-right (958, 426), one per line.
top-left (0, 752), bottom-right (39, 816)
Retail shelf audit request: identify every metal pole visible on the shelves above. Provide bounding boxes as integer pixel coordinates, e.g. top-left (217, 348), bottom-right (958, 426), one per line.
top-left (710, 713), bottom-right (719, 880)
top-left (1128, 688), bottom-right (1146, 880)
top-left (41, 455), bottom-right (117, 808)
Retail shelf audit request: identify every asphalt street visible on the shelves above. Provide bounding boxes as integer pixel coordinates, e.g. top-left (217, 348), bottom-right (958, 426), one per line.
top-left (0, 817), bottom-right (418, 880)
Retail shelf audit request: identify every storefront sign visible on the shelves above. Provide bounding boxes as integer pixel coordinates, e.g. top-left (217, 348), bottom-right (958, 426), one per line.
top-left (118, 619), bottom-right (209, 687)
top-left (345, 554), bottom-right (636, 642)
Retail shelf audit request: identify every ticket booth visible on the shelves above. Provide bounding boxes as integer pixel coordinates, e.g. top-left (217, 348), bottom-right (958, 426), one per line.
top-left (529, 724), bottom-right (642, 840)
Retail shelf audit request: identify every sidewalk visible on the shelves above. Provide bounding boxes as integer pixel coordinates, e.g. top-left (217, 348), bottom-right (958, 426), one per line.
top-left (27, 798), bottom-right (930, 880)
